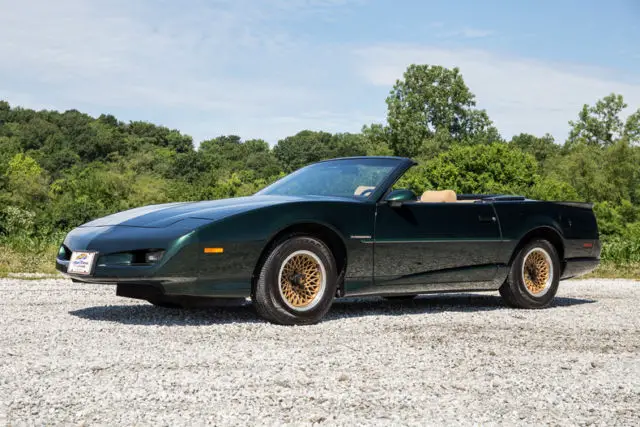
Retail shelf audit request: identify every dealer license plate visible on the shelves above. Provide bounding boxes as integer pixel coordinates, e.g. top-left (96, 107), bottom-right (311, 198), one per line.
top-left (67, 251), bottom-right (98, 275)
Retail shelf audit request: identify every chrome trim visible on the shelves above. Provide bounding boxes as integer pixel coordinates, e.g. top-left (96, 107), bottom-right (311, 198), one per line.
top-left (350, 235), bottom-right (372, 239)
top-left (361, 239), bottom-right (509, 244)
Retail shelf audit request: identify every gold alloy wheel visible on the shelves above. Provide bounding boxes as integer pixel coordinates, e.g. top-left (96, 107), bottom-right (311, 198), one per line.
top-left (278, 250), bottom-right (326, 311)
top-left (522, 248), bottom-right (553, 296)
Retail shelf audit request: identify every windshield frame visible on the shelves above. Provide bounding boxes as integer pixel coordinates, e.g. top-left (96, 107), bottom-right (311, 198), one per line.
top-left (255, 157), bottom-right (414, 202)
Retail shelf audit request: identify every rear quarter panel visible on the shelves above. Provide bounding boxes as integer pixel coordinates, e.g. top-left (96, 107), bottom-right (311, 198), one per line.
top-left (492, 201), bottom-right (600, 264)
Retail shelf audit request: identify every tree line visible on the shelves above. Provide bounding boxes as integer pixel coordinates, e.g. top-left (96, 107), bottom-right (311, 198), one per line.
top-left (1, 64), bottom-right (639, 270)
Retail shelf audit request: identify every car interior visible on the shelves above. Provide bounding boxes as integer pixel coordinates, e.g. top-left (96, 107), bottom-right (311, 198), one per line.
top-left (354, 186), bottom-right (477, 203)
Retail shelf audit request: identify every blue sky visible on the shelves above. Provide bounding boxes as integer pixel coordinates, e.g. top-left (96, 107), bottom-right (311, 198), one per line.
top-left (1, 0), bottom-right (639, 146)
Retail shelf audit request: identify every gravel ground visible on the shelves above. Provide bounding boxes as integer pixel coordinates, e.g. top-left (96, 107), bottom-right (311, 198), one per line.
top-left (0, 278), bottom-right (638, 426)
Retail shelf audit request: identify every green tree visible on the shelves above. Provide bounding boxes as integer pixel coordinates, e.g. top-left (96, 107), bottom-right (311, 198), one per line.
top-left (360, 124), bottom-right (394, 156)
top-left (528, 176), bottom-right (580, 202)
top-left (199, 135), bottom-right (280, 179)
top-left (567, 93), bottom-right (627, 147)
top-left (397, 143), bottom-right (538, 196)
top-left (327, 133), bottom-right (368, 158)
top-left (386, 64), bottom-right (499, 157)
top-left (6, 153), bottom-right (49, 206)
top-left (509, 133), bottom-right (560, 164)
top-left (273, 130), bottom-right (333, 172)
top-left (2, 72), bottom-right (640, 270)
top-left (623, 109), bottom-right (640, 146)
top-left (602, 140), bottom-right (640, 203)
top-left (126, 121), bottom-right (193, 153)
top-left (0, 100), bottom-right (11, 126)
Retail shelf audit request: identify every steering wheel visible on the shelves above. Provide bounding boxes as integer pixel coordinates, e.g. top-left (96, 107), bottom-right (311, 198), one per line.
top-left (359, 188), bottom-right (375, 197)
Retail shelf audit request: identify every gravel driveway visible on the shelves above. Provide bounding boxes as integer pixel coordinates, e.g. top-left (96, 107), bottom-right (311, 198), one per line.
top-left (1, 278), bottom-right (638, 426)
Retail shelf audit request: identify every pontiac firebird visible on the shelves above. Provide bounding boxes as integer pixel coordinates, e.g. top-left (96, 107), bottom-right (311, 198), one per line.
top-left (57, 156), bottom-right (600, 325)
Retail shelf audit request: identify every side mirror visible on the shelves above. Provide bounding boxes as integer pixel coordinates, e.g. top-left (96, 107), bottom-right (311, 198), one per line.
top-left (384, 189), bottom-right (417, 208)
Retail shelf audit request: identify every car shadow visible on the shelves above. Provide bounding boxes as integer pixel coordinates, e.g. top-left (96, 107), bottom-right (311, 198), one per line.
top-left (69, 301), bottom-right (259, 326)
top-left (68, 293), bottom-right (596, 326)
top-left (326, 294), bottom-right (595, 321)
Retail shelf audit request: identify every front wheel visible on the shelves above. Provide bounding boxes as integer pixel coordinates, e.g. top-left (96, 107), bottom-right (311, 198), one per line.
top-left (253, 236), bottom-right (337, 325)
top-left (499, 239), bottom-right (560, 309)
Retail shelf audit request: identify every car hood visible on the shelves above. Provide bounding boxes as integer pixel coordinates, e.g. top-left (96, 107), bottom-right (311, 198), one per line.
top-left (80, 195), bottom-right (306, 228)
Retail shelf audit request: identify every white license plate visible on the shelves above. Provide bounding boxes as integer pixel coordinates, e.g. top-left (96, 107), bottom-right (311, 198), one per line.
top-left (67, 251), bottom-right (98, 275)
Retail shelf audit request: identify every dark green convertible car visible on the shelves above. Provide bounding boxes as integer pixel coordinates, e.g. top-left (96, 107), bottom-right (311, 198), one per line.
top-left (57, 157), bottom-right (600, 324)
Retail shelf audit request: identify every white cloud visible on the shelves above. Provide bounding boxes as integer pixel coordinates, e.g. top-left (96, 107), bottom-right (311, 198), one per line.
top-left (353, 45), bottom-right (640, 141)
top-left (0, 0), bottom-right (367, 143)
top-left (0, 1), bottom-right (638, 146)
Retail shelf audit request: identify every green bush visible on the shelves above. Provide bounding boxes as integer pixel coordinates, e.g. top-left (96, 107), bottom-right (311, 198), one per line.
top-left (1, 67), bottom-right (639, 278)
top-left (601, 237), bottom-right (640, 264)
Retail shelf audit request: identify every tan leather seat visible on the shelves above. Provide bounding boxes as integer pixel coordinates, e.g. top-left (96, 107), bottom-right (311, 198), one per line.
top-left (354, 186), bottom-right (375, 196)
top-left (420, 189), bottom-right (457, 203)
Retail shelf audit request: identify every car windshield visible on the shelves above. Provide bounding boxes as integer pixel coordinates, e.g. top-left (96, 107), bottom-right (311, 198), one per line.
top-left (256, 158), bottom-right (402, 199)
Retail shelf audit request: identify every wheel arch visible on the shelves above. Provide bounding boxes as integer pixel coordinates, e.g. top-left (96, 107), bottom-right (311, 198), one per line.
top-left (509, 226), bottom-right (565, 267)
top-left (251, 222), bottom-right (348, 297)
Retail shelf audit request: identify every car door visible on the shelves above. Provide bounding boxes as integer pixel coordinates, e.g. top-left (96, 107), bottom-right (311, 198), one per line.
top-left (373, 200), bottom-right (502, 289)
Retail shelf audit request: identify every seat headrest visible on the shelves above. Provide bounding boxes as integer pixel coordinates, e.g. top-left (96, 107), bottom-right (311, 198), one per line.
top-left (354, 186), bottom-right (375, 196)
top-left (420, 190), bottom-right (457, 203)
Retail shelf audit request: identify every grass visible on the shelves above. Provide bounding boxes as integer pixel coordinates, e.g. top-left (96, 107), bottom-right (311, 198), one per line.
top-left (1, 244), bottom-right (639, 280)
top-left (583, 261), bottom-right (640, 280)
top-left (0, 243), bottom-right (60, 278)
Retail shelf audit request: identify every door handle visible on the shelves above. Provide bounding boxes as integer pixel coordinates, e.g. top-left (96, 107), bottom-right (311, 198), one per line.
top-left (478, 215), bottom-right (496, 223)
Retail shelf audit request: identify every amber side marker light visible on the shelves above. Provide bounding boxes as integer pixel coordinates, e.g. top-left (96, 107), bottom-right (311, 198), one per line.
top-left (204, 247), bottom-right (224, 254)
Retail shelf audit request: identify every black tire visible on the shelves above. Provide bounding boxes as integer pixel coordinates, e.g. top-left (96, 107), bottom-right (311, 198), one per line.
top-left (499, 239), bottom-right (560, 309)
top-left (383, 295), bottom-right (418, 301)
top-left (253, 235), bottom-right (337, 325)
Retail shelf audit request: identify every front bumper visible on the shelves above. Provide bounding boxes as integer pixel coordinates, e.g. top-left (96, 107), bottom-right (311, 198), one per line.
top-left (57, 255), bottom-right (250, 299)
top-left (57, 219), bottom-right (257, 299)
top-left (56, 257), bottom-right (191, 283)
top-left (56, 221), bottom-right (204, 286)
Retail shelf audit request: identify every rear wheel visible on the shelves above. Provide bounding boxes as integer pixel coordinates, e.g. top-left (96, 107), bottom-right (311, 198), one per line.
top-left (499, 239), bottom-right (560, 309)
top-left (253, 236), bottom-right (337, 325)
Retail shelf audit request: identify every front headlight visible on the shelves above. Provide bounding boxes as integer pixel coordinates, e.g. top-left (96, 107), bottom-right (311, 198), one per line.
top-left (58, 245), bottom-right (71, 260)
top-left (145, 250), bottom-right (165, 264)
